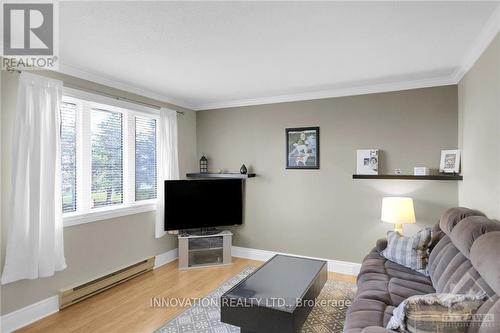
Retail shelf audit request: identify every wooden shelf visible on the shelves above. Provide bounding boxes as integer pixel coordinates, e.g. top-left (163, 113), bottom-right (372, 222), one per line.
top-left (352, 174), bottom-right (463, 180)
top-left (186, 172), bottom-right (256, 179)
top-left (188, 247), bottom-right (223, 252)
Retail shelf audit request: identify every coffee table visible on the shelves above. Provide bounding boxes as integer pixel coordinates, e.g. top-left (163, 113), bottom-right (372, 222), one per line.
top-left (220, 254), bottom-right (327, 333)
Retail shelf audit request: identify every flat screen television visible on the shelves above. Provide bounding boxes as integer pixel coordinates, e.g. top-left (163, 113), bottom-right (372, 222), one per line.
top-left (164, 179), bottom-right (243, 231)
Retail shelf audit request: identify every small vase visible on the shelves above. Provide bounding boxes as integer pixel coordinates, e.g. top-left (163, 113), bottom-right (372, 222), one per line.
top-left (240, 164), bottom-right (248, 174)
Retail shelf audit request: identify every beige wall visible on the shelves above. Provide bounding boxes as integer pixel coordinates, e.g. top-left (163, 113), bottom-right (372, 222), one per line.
top-left (458, 32), bottom-right (500, 220)
top-left (197, 86), bottom-right (459, 263)
top-left (0, 71), bottom-right (197, 315)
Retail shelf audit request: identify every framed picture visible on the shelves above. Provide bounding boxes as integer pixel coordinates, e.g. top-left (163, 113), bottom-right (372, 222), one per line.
top-left (286, 127), bottom-right (319, 169)
top-left (439, 149), bottom-right (461, 173)
top-left (356, 149), bottom-right (379, 175)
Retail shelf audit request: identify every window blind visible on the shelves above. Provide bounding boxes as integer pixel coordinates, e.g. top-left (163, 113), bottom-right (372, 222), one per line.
top-left (60, 102), bottom-right (77, 213)
top-left (135, 117), bottom-right (157, 201)
top-left (91, 108), bottom-right (123, 208)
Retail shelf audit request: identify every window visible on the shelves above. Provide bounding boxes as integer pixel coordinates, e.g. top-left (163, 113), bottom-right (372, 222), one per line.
top-left (60, 102), bottom-right (77, 213)
top-left (59, 90), bottom-right (159, 226)
top-left (135, 117), bottom-right (157, 201)
top-left (91, 109), bottom-right (123, 207)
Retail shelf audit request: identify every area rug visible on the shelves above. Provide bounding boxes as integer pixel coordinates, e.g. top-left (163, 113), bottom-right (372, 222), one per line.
top-left (154, 266), bottom-right (356, 333)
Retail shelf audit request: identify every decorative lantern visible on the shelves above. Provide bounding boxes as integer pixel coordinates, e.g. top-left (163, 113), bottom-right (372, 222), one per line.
top-left (200, 154), bottom-right (208, 173)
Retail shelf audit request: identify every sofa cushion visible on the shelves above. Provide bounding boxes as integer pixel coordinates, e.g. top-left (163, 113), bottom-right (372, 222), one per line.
top-left (427, 236), bottom-right (496, 296)
top-left (344, 298), bottom-right (394, 331)
top-left (470, 232), bottom-right (500, 296)
top-left (384, 260), bottom-right (434, 285)
top-left (439, 207), bottom-right (485, 235)
top-left (387, 278), bottom-right (435, 306)
top-left (450, 217), bottom-right (500, 259)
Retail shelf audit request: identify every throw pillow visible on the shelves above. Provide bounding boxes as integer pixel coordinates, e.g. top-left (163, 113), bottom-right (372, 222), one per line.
top-left (382, 228), bottom-right (432, 274)
top-left (386, 292), bottom-right (486, 333)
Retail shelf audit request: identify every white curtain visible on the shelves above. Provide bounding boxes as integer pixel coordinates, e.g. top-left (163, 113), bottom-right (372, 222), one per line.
top-left (1, 73), bottom-right (67, 284)
top-left (156, 108), bottom-right (180, 238)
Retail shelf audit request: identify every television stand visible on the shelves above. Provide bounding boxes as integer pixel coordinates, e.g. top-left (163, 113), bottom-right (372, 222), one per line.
top-left (178, 230), bottom-right (232, 269)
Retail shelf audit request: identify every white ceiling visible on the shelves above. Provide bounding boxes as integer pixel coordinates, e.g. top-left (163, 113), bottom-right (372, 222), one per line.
top-left (58, 1), bottom-right (500, 110)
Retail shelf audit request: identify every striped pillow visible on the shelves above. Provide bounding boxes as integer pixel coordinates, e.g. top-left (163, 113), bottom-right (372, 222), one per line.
top-left (382, 228), bottom-right (432, 274)
top-left (386, 292), bottom-right (486, 333)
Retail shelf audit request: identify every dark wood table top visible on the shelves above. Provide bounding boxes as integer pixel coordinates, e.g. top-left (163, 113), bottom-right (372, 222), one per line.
top-left (222, 254), bottom-right (327, 312)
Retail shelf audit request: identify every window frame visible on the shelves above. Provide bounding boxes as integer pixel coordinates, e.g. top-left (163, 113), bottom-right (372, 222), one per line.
top-left (62, 88), bottom-right (159, 227)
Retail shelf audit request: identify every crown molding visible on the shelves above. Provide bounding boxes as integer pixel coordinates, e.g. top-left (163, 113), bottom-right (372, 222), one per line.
top-left (56, 63), bottom-right (456, 111)
top-left (451, 3), bottom-right (500, 83)
top-left (193, 75), bottom-right (456, 110)
top-left (56, 63), bottom-right (196, 111)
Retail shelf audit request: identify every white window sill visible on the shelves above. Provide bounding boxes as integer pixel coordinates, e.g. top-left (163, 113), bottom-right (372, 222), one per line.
top-left (63, 202), bottom-right (156, 227)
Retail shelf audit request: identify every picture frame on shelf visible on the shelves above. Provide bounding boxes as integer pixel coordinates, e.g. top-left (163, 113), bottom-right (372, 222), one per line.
top-left (356, 149), bottom-right (379, 175)
top-left (439, 149), bottom-right (460, 173)
top-left (286, 127), bottom-right (319, 169)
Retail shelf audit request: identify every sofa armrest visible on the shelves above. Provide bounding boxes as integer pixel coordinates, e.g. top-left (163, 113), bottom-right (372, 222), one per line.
top-left (375, 238), bottom-right (388, 253)
top-left (361, 327), bottom-right (395, 333)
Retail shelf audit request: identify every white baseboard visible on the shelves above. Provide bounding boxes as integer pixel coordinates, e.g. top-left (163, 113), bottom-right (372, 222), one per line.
top-left (0, 295), bottom-right (59, 333)
top-left (232, 246), bottom-right (361, 276)
top-left (154, 248), bottom-right (179, 268)
top-left (0, 248), bottom-right (179, 333)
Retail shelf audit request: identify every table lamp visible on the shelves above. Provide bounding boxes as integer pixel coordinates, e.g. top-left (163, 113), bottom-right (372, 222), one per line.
top-left (381, 197), bottom-right (416, 234)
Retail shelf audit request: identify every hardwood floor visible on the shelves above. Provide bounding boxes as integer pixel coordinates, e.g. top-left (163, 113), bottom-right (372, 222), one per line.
top-left (17, 257), bottom-right (356, 333)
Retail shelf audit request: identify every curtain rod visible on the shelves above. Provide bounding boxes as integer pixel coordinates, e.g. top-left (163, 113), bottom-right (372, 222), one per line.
top-left (6, 68), bottom-right (184, 115)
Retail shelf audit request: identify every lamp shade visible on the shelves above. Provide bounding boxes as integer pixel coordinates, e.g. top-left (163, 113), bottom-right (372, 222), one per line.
top-left (381, 197), bottom-right (416, 225)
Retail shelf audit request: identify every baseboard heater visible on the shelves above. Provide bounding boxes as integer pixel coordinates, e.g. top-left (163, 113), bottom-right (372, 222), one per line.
top-left (59, 257), bottom-right (155, 309)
